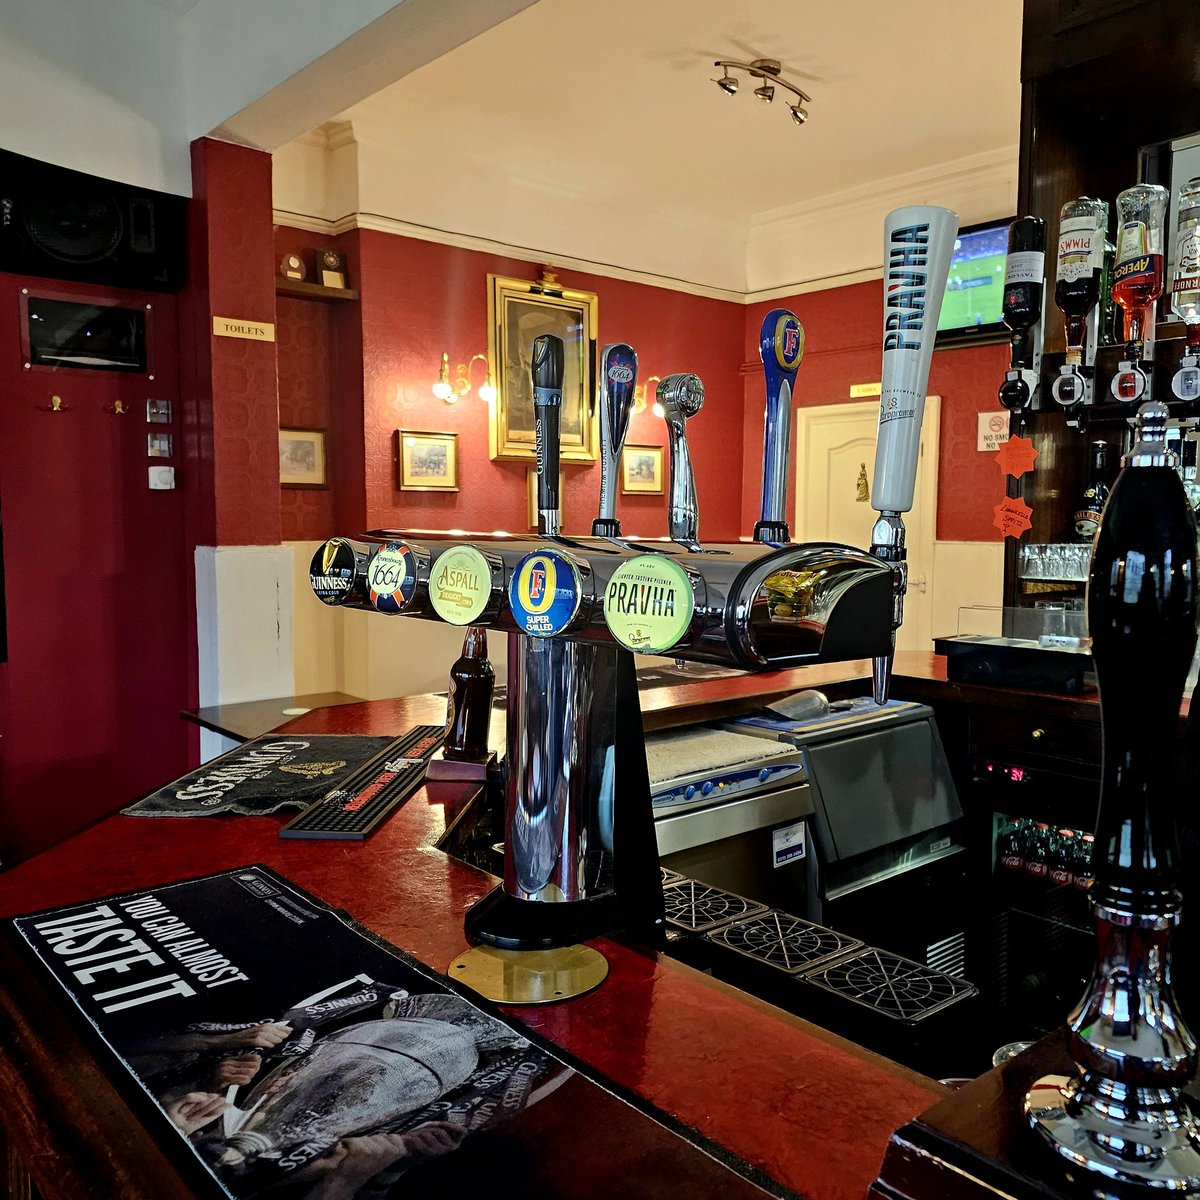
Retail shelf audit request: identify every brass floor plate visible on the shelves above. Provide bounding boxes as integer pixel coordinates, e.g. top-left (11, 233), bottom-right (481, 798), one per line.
top-left (448, 944), bottom-right (609, 1004)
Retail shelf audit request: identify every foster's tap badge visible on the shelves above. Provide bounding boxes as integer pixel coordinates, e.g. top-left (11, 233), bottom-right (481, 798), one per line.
top-left (430, 545), bottom-right (495, 625)
top-left (603, 555), bottom-right (696, 653)
top-left (366, 541), bottom-right (418, 614)
top-left (766, 309), bottom-right (805, 373)
top-left (509, 547), bottom-right (584, 637)
top-left (310, 537), bottom-right (359, 606)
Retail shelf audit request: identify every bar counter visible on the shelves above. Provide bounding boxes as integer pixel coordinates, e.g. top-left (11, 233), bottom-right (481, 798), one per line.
top-left (0, 651), bottom-right (1098, 1198)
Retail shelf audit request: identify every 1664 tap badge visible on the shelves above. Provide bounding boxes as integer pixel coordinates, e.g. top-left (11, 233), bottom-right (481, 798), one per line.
top-left (508, 548), bottom-right (584, 637)
top-left (773, 312), bottom-right (805, 371)
top-left (430, 545), bottom-right (494, 625)
top-left (366, 541), bottom-right (418, 614)
top-left (309, 537), bottom-right (359, 606)
top-left (603, 555), bottom-right (695, 654)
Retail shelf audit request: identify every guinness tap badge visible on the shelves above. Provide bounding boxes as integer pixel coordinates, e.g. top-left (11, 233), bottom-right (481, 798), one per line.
top-left (508, 548), bottom-right (583, 636)
top-left (430, 545), bottom-right (494, 625)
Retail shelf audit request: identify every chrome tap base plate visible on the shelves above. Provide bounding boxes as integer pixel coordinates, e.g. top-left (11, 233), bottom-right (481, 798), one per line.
top-left (448, 943), bottom-right (608, 1004)
top-left (1026, 1073), bottom-right (1200, 1192)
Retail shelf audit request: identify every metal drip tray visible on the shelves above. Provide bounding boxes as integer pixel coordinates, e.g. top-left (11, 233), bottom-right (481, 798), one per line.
top-left (800, 946), bottom-right (976, 1025)
top-left (707, 912), bottom-right (861, 975)
top-left (661, 879), bottom-right (768, 934)
top-left (660, 867), bottom-right (684, 886)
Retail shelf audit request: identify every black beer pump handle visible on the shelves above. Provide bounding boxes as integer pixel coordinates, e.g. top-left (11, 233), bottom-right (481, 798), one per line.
top-left (532, 334), bottom-right (565, 537)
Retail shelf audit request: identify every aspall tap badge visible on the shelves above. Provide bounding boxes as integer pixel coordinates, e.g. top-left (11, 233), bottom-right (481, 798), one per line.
top-left (430, 544), bottom-right (494, 626)
top-left (603, 555), bottom-right (695, 654)
top-left (772, 311), bottom-right (805, 371)
top-left (366, 541), bottom-right (418, 614)
top-left (309, 538), bottom-right (359, 606)
top-left (508, 547), bottom-right (583, 637)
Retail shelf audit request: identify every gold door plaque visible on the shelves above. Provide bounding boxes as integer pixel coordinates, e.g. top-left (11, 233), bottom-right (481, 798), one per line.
top-left (212, 316), bottom-right (276, 342)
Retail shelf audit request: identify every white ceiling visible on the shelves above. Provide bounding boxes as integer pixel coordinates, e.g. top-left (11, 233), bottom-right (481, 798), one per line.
top-left (340, 0), bottom-right (1021, 226)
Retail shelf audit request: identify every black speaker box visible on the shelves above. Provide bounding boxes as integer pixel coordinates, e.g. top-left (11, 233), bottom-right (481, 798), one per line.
top-left (0, 149), bottom-right (187, 293)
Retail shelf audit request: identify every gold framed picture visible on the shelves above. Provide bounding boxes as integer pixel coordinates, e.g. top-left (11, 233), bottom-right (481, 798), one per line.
top-left (488, 272), bottom-right (598, 463)
top-left (398, 430), bottom-right (459, 491)
top-left (527, 467), bottom-right (565, 529)
top-left (621, 444), bottom-right (664, 495)
top-left (279, 427), bottom-right (327, 489)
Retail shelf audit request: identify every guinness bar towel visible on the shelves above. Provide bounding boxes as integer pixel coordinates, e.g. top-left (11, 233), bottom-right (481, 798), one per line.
top-left (123, 735), bottom-right (397, 817)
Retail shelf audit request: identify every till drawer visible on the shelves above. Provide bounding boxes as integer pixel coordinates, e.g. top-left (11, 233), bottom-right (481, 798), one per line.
top-left (969, 707), bottom-right (1100, 771)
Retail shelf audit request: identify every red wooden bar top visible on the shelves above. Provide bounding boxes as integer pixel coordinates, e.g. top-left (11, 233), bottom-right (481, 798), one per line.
top-left (0, 650), bottom-right (1124, 1199)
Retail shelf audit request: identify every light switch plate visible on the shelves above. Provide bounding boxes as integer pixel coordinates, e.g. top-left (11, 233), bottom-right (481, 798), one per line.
top-left (148, 465), bottom-right (176, 490)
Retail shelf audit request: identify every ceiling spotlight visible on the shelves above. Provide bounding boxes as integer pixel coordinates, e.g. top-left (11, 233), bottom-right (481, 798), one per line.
top-left (711, 56), bottom-right (812, 125)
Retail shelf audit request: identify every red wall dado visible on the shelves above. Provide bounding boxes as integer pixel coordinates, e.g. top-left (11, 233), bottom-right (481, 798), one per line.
top-left (273, 226), bottom-right (747, 543)
top-left (742, 281), bottom-right (1009, 543)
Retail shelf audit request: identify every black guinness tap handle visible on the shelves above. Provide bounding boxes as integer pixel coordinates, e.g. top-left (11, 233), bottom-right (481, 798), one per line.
top-left (532, 334), bottom-right (565, 536)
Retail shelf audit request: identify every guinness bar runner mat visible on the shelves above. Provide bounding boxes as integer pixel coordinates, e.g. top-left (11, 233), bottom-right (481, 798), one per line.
top-left (124, 729), bottom-right (441, 817)
top-left (11, 868), bottom-right (784, 1199)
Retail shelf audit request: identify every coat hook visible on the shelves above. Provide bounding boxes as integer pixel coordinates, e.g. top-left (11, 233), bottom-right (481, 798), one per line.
top-left (106, 399), bottom-right (127, 415)
top-left (42, 395), bottom-right (69, 413)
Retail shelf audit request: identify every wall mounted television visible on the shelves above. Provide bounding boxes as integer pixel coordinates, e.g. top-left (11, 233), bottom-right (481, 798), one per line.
top-left (935, 217), bottom-right (1014, 346)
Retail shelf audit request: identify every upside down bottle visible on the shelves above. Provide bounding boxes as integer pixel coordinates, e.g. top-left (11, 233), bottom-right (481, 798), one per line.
top-left (1172, 178), bottom-right (1200, 348)
top-left (1112, 183), bottom-right (1168, 362)
top-left (1055, 197), bottom-right (1107, 367)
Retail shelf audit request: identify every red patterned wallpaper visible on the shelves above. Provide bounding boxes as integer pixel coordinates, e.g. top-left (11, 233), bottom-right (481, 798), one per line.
top-left (186, 138), bottom-right (280, 548)
top-left (348, 230), bottom-right (746, 542)
top-left (742, 282), bottom-right (1009, 542)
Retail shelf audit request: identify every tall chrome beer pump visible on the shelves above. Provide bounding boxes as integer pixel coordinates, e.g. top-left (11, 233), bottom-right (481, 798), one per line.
top-left (869, 206), bottom-right (959, 703)
top-left (307, 210), bottom-right (953, 968)
top-left (1026, 398), bottom-right (1200, 1190)
top-left (754, 309), bottom-right (805, 544)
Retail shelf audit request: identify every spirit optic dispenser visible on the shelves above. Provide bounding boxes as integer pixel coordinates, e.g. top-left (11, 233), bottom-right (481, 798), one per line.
top-left (1171, 177), bottom-right (1200, 407)
top-left (1051, 196), bottom-right (1108, 416)
top-left (1110, 183), bottom-right (1168, 405)
top-left (997, 216), bottom-right (1046, 413)
top-left (310, 206), bottom-right (952, 953)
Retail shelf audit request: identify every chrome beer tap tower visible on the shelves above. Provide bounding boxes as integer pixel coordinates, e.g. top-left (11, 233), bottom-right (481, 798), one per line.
top-left (310, 207), bottom-right (955, 962)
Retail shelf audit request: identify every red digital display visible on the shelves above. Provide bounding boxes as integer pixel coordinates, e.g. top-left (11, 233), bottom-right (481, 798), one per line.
top-left (1009, 767), bottom-right (1026, 782)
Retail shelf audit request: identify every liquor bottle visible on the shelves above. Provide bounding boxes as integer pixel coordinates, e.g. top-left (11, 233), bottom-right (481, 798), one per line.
top-left (1171, 177), bottom-right (1200, 350)
top-left (1004, 217), bottom-right (1045, 361)
top-left (443, 626), bottom-right (494, 761)
top-left (1073, 441), bottom-right (1111, 542)
top-left (1112, 183), bottom-right (1169, 360)
top-left (1055, 197), bottom-right (1108, 365)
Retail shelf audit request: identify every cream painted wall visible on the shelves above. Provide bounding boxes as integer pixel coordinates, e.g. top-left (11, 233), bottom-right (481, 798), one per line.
top-left (288, 540), bottom-right (510, 701)
top-left (930, 541), bottom-right (1006, 641)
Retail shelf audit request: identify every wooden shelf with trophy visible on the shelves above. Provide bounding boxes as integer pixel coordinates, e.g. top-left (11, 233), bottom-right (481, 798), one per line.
top-left (276, 249), bottom-right (359, 302)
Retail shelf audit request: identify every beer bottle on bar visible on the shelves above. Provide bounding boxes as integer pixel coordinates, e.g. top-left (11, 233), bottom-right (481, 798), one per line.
top-left (1073, 441), bottom-right (1111, 542)
top-left (443, 626), bottom-right (494, 761)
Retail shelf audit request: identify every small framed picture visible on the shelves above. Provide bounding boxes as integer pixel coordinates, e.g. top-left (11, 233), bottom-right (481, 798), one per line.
top-left (146, 398), bottom-right (172, 424)
top-left (398, 430), bottom-right (459, 492)
top-left (316, 248), bottom-right (347, 289)
top-left (279, 427), bottom-right (327, 489)
top-left (527, 467), bottom-right (565, 529)
top-left (147, 432), bottom-right (173, 458)
top-left (621, 444), bottom-right (664, 494)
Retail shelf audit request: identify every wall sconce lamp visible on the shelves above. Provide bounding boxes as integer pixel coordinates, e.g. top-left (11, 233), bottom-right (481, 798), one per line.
top-left (436, 352), bottom-right (497, 404)
top-left (633, 374), bottom-right (662, 414)
top-left (433, 352), bottom-right (455, 402)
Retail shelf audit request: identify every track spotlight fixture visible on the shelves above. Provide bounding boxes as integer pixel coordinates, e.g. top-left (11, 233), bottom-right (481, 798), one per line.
top-left (712, 57), bottom-right (812, 126)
